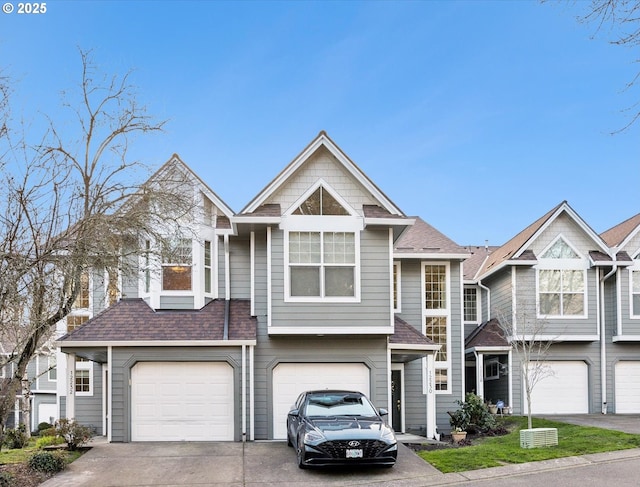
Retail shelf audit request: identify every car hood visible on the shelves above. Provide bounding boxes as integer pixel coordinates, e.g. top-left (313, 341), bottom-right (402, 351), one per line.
top-left (306, 417), bottom-right (394, 441)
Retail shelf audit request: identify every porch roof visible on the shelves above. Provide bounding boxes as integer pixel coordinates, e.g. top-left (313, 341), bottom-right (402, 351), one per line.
top-left (390, 317), bottom-right (440, 362)
top-left (465, 318), bottom-right (510, 351)
top-left (57, 298), bottom-right (257, 345)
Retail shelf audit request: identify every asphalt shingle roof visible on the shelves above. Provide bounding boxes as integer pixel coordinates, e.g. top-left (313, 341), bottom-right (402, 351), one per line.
top-left (601, 212), bottom-right (640, 248)
top-left (390, 317), bottom-right (436, 346)
top-left (59, 298), bottom-right (257, 343)
top-left (465, 319), bottom-right (509, 349)
top-left (394, 217), bottom-right (468, 255)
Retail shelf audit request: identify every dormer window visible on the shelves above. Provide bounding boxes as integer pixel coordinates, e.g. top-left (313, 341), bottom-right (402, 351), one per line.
top-left (284, 182), bottom-right (361, 302)
top-left (537, 237), bottom-right (587, 318)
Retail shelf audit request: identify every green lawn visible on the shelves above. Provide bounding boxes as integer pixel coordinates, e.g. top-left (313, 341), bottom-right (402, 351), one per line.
top-left (0, 440), bottom-right (83, 464)
top-left (418, 417), bottom-right (640, 473)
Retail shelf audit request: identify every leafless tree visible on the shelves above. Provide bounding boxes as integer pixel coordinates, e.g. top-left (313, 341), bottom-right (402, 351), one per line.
top-left (0, 50), bottom-right (191, 443)
top-left (496, 305), bottom-right (555, 430)
top-left (575, 0), bottom-right (640, 131)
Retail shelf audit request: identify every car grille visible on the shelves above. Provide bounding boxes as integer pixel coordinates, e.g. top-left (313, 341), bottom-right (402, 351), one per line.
top-left (318, 440), bottom-right (389, 458)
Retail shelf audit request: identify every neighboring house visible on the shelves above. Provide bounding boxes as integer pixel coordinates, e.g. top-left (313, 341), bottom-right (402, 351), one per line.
top-left (464, 202), bottom-right (637, 416)
top-left (52, 134), bottom-right (639, 443)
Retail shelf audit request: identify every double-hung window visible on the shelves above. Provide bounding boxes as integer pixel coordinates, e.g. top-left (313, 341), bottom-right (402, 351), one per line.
top-left (463, 287), bottom-right (478, 323)
top-left (162, 238), bottom-right (192, 291)
top-left (422, 262), bottom-right (450, 392)
top-left (75, 358), bottom-right (93, 395)
top-left (632, 255), bottom-right (640, 318)
top-left (289, 231), bottom-right (356, 298)
top-left (537, 237), bottom-right (587, 318)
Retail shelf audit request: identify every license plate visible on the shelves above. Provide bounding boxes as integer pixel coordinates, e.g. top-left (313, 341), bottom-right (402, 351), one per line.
top-left (346, 448), bottom-right (363, 458)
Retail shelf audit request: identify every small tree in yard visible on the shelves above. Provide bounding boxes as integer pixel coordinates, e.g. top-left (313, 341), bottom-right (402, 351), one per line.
top-left (496, 305), bottom-right (556, 430)
top-left (0, 50), bottom-right (193, 449)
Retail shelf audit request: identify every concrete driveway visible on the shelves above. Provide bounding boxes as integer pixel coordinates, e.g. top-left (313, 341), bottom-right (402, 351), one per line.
top-left (40, 415), bottom-right (640, 487)
top-left (40, 440), bottom-right (444, 487)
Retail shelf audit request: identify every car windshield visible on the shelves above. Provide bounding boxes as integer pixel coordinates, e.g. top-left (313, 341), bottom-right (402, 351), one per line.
top-left (304, 393), bottom-right (378, 418)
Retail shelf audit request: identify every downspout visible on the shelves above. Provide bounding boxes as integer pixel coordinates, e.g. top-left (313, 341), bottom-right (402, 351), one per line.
top-left (223, 234), bottom-right (230, 340)
top-left (477, 280), bottom-right (491, 322)
top-left (600, 265), bottom-right (617, 414)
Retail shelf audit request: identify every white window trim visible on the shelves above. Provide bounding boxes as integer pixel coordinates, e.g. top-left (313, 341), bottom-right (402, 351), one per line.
top-left (48, 355), bottom-right (57, 382)
top-left (283, 216), bottom-right (362, 303)
top-left (421, 261), bottom-right (451, 394)
top-left (630, 253), bottom-right (640, 319)
top-left (75, 360), bottom-right (93, 396)
top-left (484, 358), bottom-right (500, 381)
top-left (161, 237), bottom-right (195, 293)
top-left (284, 179), bottom-right (358, 218)
top-left (535, 235), bottom-right (588, 319)
top-left (463, 286), bottom-right (480, 324)
top-left (393, 262), bottom-right (401, 313)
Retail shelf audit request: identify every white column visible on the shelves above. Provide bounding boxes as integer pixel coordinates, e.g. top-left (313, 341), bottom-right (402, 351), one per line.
top-left (426, 354), bottom-right (436, 439)
top-left (476, 352), bottom-right (485, 399)
top-left (66, 353), bottom-right (76, 420)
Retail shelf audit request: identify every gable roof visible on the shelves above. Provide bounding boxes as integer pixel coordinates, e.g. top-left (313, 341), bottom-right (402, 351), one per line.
top-left (239, 131), bottom-right (405, 217)
top-left (477, 201), bottom-right (611, 280)
top-left (393, 217), bottom-right (470, 258)
top-left (57, 298), bottom-right (256, 345)
top-left (601, 212), bottom-right (640, 250)
top-left (462, 245), bottom-right (500, 281)
top-left (151, 154), bottom-right (236, 219)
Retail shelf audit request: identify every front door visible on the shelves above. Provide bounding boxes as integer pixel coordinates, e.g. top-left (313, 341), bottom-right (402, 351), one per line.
top-left (391, 369), bottom-right (402, 432)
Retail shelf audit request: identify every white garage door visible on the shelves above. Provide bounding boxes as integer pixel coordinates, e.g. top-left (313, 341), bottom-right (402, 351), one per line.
top-left (131, 362), bottom-right (234, 441)
top-left (272, 363), bottom-right (370, 439)
top-left (615, 362), bottom-right (640, 413)
top-left (525, 361), bottom-right (589, 414)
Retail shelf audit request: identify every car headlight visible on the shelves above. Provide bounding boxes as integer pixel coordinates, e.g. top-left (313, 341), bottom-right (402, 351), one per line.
top-left (303, 428), bottom-right (326, 445)
top-left (381, 426), bottom-right (396, 442)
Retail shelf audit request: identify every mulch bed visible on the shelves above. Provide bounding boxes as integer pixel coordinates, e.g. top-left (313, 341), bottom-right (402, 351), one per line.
top-left (0, 463), bottom-right (51, 487)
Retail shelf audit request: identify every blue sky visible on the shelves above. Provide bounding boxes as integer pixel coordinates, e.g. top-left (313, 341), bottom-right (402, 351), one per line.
top-left (1, 0), bottom-right (638, 245)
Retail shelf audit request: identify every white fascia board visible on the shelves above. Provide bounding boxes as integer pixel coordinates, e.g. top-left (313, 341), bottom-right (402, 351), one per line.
top-left (513, 335), bottom-right (599, 342)
top-left (267, 326), bottom-right (394, 335)
top-left (57, 340), bottom-right (257, 347)
top-left (465, 346), bottom-right (512, 354)
top-left (393, 252), bottom-right (471, 260)
top-left (507, 260), bottom-right (538, 266)
top-left (232, 216), bottom-right (282, 225)
top-left (612, 335), bottom-right (640, 342)
top-left (364, 217), bottom-right (416, 227)
top-left (389, 343), bottom-right (441, 352)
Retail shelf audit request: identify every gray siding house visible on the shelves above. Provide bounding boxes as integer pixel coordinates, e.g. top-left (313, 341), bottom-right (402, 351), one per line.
top-left (52, 135), bottom-right (640, 443)
top-left (464, 202), bottom-right (638, 416)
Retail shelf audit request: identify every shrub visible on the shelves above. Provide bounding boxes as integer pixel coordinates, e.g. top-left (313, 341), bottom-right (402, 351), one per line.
top-left (0, 471), bottom-right (14, 487)
top-left (449, 392), bottom-right (497, 434)
top-left (28, 451), bottom-right (67, 474)
top-left (3, 424), bottom-right (28, 449)
top-left (40, 427), bottom-right (57, 438)
top-left (35, 435), bottom-right (66, 449)
top-left (37, 422), bottom-right (52, 433)
top-left (55, 419), bottom-right (94, 450)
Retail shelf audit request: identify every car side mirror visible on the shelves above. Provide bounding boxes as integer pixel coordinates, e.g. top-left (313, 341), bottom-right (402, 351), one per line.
top-left (288, 408), bottom-right (299, 417)
top-left (378, 408), bottom-right (388, 416)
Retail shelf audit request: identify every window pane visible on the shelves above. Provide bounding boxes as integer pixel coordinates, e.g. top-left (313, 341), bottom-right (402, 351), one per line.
top-left (425, 316), bottom-right (447, 361)
top-left (290, 232), bottom-right (320, 264)
top-left (162, 266), bottom-right (192, 290)
top-left (425, 265), bottom-right (446, 309)
top-left (73, 272), bottom-right (89, 309)
top-left (325, 267), bottom-right (354, 296)
top-left (324, 232), bottom-right (354, 264)
top-left (464, 288), bottom-right (477, 322)
top-left (542, 239), bottom-right (579, 259)
top-left (539, 270), bottom-right (560, 292)
top-left (562, 270), bottom-right (584, 292)
top-left (540, 293), bottom-right (560, 315)
top-left (633, 294), bottom-right (640, 316)
top-left (435, 369), bottom-right (448, 391)
top-left (291, 267), bottom-right (320, 296)
top-left (632, 271), bottom-right (640, 293)
top-left (563, 293), bottom-right (584, 315)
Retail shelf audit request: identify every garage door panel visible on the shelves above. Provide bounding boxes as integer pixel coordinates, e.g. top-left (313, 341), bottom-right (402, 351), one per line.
top-left (615, 362), bottom-right (640, 413)
top-left (132, 362), bottom-right (234, 441)
top-left (272, 363), bottom-right (370, 439)
top-left (525, 361), bottom-right (589, 414)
